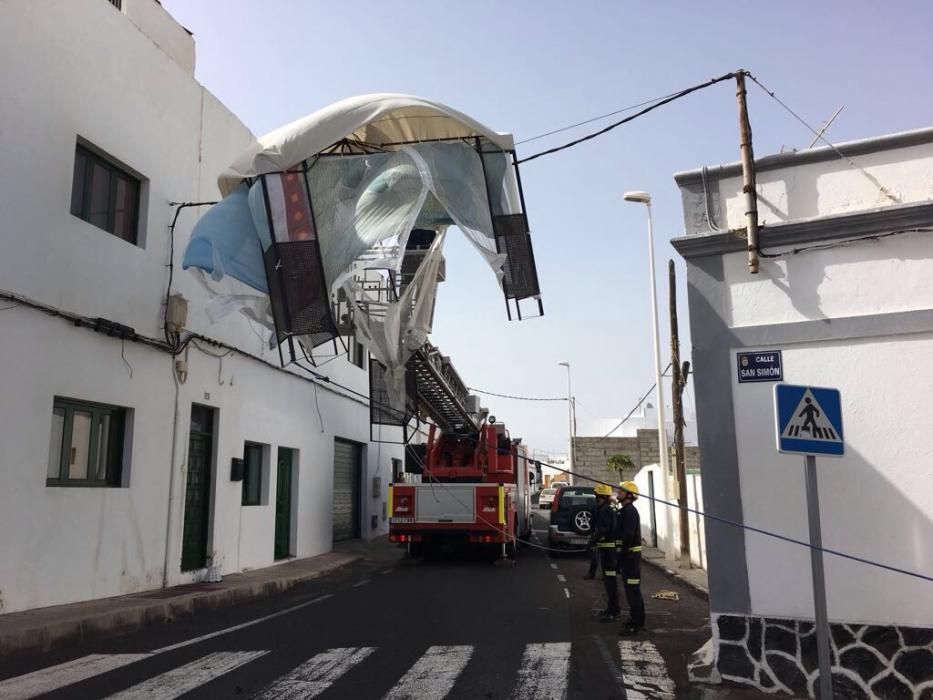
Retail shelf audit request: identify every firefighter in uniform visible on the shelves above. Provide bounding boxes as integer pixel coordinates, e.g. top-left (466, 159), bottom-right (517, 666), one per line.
top-left (592, 484), bottom-right (620, 621)
top-left (616, 481), bottom-right (645, 634)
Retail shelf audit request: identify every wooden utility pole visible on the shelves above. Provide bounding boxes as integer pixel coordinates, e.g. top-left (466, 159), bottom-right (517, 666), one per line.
top-left (735, 71), bottom-right (760, 274)
top-left (669, 260), bottom-right (691, 567)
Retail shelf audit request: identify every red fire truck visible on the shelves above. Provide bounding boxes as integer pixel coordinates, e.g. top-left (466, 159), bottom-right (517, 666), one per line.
top-left (388, 420), bottom-right (533, 558)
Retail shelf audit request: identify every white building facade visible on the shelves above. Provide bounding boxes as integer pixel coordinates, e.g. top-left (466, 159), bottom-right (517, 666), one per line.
top-left (0, 0), bottom-right (401, 615)
top-left (673, 128), bottom-right (933, 696)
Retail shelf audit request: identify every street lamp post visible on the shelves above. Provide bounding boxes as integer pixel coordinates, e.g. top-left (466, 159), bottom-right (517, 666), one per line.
top-left (623, 191), bottom-right (673, 558)
top-left (558, 361), bottom-right (576, 484)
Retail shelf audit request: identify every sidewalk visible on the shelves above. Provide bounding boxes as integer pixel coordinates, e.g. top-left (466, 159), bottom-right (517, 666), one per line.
top-left (0, 537), bottom-right (402, 656)
top-left (642, 546), bottom-right (709, 596)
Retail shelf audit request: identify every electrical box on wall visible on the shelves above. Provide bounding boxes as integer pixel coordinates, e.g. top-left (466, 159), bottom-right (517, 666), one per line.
top-left (166, 294), bottom-right (188, 333)
top-left (231, 458), bottom-right (244, 481)
top-left (372, 475), bottom-right (381, 498)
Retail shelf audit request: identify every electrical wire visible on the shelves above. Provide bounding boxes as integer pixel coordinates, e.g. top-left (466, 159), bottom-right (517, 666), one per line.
top-left (516, 71), bottom-right (740, 165)
top-left (603, 362), bottom-right (671, 437)
top-left (393, 416), bottom-right (933, 583)
top-left (515, 89), bottom-right (684, 146)
top-left (744, 73), bottom-right (899, 203)
top-left (121, 338), bottom-right (134, 379)
top-left (468, 387), bottom-right (567, 402)
top-left (11, 272), bottom-right (930, 582)
top-left (758, 227), bottom-right (933, 259)
top-left (165, 201), bottom-right (218, 352)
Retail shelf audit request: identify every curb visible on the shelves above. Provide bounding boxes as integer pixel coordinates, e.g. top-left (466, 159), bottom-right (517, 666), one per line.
top-left (642, 555), bottom-right (709, 599)
top-left (0, 555), bottom-right (360, 657)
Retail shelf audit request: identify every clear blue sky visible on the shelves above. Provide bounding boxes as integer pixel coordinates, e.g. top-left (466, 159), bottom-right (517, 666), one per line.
top-left (163, 0), bottom-right (933, 456)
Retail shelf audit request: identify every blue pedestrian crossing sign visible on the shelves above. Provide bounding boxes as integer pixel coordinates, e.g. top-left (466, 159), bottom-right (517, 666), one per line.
top-left (774, 384), bottom-right (844, 457)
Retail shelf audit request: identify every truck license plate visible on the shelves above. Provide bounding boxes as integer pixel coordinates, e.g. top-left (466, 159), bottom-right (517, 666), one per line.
top-left (391, 517), bottom-right (414, 524)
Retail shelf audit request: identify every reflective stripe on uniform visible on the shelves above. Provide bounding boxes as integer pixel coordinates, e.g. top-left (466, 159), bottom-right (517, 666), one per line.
top-left (629, 546), bottom-right (642, 552)
top-left (604, 570), bottom-right (617, 577)
top-left (597, 542), bottom-right (615, 549)
top-left (625, 578), bottom-right (640, 585)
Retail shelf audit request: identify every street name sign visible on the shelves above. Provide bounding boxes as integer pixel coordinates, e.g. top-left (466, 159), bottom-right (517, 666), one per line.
top-left (737, 350), bottom-right (783, 383)
top-left (774, 384), bottom-right (844, 456)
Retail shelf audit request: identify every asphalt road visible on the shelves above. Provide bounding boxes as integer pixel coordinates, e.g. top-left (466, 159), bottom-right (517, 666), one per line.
top-left (0, 511), bottom-right (765, 699)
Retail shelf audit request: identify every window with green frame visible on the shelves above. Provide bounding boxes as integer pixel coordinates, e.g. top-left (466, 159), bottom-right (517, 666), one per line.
top-left (242, 442), bottom-right (264, 506)
top-left (47, 398), bottom-right (127, 487)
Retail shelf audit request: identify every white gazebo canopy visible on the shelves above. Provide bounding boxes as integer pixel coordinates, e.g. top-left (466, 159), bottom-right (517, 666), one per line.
top-left (219, 93), bottom-right (515, 196)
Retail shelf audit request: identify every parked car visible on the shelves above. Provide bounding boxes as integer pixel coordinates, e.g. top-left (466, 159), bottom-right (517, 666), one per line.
top-left (538, 487), bottom-right (557, 509)
top-left (550, 481), bottom-right (570, 489)
top-left (548, 486), bottom-right (595, 551)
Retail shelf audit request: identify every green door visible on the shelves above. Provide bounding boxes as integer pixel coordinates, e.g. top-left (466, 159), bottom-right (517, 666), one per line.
top-left (181, 405), bottom-right (213, 571)
top-left (274, 448), bottom-right (294, 560)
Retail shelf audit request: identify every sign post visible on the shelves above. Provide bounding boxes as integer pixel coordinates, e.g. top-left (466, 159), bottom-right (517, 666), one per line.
top-left (774, 384), bottom-right (844, 700)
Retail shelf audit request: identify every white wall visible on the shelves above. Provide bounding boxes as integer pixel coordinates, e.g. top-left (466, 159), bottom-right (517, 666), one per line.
top-left (730, 336), bottom-right (933, 626)
top-left (721, 232), bottom-right (933, 328)
top-left (0, 0), bottom-right (401, 613)
top-left (0, 315), bottom-right (175, 612)
top-left (633, 464), bottom-right (707, 570)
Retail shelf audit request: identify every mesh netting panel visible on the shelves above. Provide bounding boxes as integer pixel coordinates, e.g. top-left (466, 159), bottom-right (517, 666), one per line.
top-left (263, 240), bottom-right (338, 347)
top-left (493, 214), bottom-right (540, 301)
top-left (369, 358), bottom-right (416, 426)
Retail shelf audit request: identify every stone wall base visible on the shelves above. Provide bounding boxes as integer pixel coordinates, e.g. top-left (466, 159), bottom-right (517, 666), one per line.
top-left (687, 613), bottom-right (933, 698)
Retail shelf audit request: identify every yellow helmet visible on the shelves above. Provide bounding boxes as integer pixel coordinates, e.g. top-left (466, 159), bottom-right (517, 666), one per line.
top-left (594, 483), bottom-right (613, 497)
top-left (619, 481), bottom-right (639, 498)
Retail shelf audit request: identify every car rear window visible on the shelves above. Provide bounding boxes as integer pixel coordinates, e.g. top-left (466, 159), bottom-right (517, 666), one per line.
top-left (557, 488), bottom-right (594, 509)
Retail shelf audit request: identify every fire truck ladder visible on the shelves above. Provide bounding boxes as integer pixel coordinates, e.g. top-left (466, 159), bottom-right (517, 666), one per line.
top-left (409, 344), bottom-right (478, 435)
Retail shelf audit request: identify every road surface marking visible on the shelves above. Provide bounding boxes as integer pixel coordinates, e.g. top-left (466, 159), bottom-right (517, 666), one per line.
top-left (253, 647), bottom-right (375, 699)
top-left (105, 650), bottom-right (267, 699)
top-left (556, 574), bottom-right (566, 582)
top-left (383, 645), bottom-right (473, 700)
top-left (563, 588), bottom-right (571, 599)
top-left (380, 569), bottom-right (393, 575)
top-left (0, 654), bottom-right (150, 699)
top-left (352, 579), bottom-right (371, 587)
top-left (593, 636), bottom-right (624, 687)
top-left (509, 642), bottom-right (571, 699)
top-left (550, 563), bottom-right (558, 570)
top-left (152, 594), bottom-right (333, 654)
top-left (617, 641), bottom-right (676, 699)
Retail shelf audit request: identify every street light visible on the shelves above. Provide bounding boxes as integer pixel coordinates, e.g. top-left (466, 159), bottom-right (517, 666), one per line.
top-left (558, 361), bottom-right (576, 483)
top-left (623, 190), bottom-right (671, 485)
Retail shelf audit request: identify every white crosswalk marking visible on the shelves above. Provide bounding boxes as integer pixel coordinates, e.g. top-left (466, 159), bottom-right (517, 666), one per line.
top-left (253, 646), bottom-right (375, 699)
top-left (105, 650), bottom-right (268, 699)
top-left (509, 642), bottom-right (571, 699)
top-left (0, 653), bottom-right (150, 700)
top-left (383, 645), bottom-right (473, 700)
top-left (617, 641), bottom-right (675, 699)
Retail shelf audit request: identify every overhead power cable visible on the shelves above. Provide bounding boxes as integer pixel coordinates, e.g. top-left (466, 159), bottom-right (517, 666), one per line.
top-left (515, 89), bottom-right (684, 146)
top-left (744, 73), bottom-right (899, 203)
top-left (399, 428), bottom-right (933, 583)
top-left (604, 362), bottom-right (672, 437)
top-left (516, 71), bottom-right (740, 165)
top-left (468, 387), bottom-right (567, 402)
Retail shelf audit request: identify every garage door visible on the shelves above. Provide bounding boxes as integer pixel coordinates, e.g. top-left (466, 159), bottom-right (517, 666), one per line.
top-left (333, 439), bottom-right (362, 541)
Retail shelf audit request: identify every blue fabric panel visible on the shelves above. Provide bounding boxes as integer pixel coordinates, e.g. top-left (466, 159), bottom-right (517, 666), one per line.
top-left (182, 184), bottom-right (268, 293)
